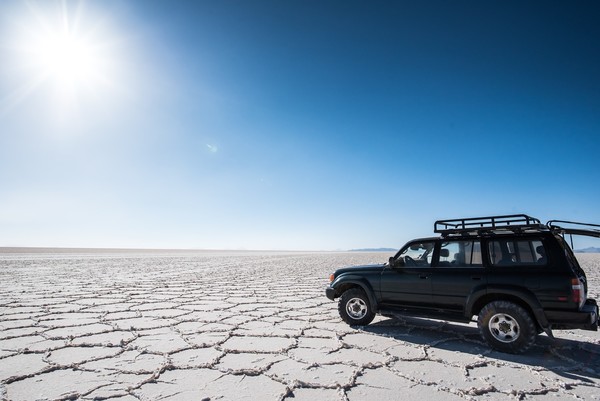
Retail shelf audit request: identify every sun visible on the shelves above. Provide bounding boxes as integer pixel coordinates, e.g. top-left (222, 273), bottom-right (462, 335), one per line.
top-left (36, 31), bottom-right (100, 87)
top-left (2, 1), bottom-right (120, 118)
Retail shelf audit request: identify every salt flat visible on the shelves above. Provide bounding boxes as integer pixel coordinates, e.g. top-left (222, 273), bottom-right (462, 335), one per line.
top-left (0, 250), bottom-right (599, 401)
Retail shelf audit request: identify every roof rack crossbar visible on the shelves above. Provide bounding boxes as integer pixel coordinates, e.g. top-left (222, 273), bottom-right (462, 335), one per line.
top-left (434, 214), bottom-right (543, 235)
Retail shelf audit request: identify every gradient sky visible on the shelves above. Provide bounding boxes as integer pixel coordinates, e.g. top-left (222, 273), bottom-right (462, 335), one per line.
top-left (1, 0), bottom-right (599, 250)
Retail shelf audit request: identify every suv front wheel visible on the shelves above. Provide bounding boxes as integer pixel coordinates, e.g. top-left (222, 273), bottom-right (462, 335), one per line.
top-left (338, 288), bottom-right (375, 326)
top-left (478, 301), bottom-right (537, 354)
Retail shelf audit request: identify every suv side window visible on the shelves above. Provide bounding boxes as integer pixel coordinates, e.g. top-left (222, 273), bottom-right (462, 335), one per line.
top-left (488, 239), bottom-right (546, 266)
top-left (398, 241), bottom-right (435, 267)
top-left (438, 240), bottom-right (482, 267)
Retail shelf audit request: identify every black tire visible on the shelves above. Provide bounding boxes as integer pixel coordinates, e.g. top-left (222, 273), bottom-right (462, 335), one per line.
top-left (477, 300), bottom-right (537, 354)
top-left (338, 288), bottom-right (375, 326)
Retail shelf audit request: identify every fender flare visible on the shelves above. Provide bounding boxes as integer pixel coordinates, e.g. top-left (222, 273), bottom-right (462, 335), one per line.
top-left (466, 285), bottom-right (550, 330)
top-left (331, 275), bottom-right (379, 312)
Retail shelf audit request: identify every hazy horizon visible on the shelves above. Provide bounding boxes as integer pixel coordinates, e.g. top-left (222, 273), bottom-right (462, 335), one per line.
top-left (1, 1), bottom-right (599, 251)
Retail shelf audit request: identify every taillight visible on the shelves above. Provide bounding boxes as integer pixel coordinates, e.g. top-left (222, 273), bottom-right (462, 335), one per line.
top-left (571, 278), bottom-right (585, 308)
top-left (329, 274), bottom-right (335, 283)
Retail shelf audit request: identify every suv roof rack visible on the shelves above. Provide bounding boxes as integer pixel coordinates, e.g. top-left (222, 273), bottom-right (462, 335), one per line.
top-left (435, 214), bottom-right (544, 236)
top-left (547, 220), bottom-right (600, 239)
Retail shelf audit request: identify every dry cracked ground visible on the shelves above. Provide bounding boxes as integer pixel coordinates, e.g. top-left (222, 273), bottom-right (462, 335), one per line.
top-left (1, 250), bottom-right (599, 401)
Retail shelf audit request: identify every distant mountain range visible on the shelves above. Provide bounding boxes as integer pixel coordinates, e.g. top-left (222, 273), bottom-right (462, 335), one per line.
top-left (575, 247), bottom-right (600, 253)
top-left (349, 248), bottom-right (397, 252)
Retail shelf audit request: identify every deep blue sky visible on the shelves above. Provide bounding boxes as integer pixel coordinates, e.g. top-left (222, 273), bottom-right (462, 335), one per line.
top-left (0, 1), bottom-right (599, 250)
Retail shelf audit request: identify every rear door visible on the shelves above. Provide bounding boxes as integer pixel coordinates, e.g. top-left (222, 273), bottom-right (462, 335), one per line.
top-left (485, 236), bottom-right (546, 295)
top-left (431, 239), bottom-right (486, 312)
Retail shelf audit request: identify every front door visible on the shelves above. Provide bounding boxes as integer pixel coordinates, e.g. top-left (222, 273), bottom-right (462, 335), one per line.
top-left (380, 241), bottom-right (436, 308)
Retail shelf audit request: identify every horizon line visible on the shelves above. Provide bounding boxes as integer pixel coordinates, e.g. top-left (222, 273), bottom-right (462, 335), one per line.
top-left (0, 246), bottom-right (368, 254)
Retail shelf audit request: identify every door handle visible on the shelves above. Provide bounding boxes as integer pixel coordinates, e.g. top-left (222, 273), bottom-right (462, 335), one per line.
top-left (471, 276), bottom-right (482, 281)
top-left (419, 274), bottom-right (429, 279)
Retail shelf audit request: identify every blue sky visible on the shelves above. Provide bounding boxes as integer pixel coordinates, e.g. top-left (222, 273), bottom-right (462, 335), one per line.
top-left (1, 0), bottom-right (599, 250)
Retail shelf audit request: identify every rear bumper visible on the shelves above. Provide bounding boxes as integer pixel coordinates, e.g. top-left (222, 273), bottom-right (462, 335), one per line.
top-left (547, 299), bottom-right (598, 331)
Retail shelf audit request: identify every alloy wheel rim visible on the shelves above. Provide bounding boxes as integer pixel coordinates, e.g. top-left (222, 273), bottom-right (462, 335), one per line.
top-left (346, 298), bottom-right (367, 319)
top-left (489, 313), bottom-right (520, 343)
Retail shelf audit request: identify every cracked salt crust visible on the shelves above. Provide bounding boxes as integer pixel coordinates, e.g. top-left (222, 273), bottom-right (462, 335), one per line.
top-left (46, 345), bottom-right (122, 365)
top-left (81, 350), bottom-right (166, 373)
top-left (1, 252), bottom-right (599, 400)
top-left (216, 352), bottom-right (286, 373)
top-left (169, 347), bottom-right (223, 368)
top-left (129, 332), bottom-right (190, 354)
top-left (268, 358), bottom-right (357, 388)
top-left (0, 353), bottom-right (48, 382)
top-left (348, 367), bottom-right (464, 401)
top-left (135, 368), bottom-right (286, 400)
top-left (6, 369), bottom-right (106, 401)
top-left (221, 335), bottom-right (295, 353)
top-left (0, 335), bottom-right (65, 353)
top-left (70, 331), bottom-right (136, 346)
top-left (43, 323), bottom-right (114, 339)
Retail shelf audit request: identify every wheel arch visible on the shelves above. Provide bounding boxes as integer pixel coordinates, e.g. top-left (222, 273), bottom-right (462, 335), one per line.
top-left (467, 287), bottom-right (549, 332)
top-left (331, 276), bottom-right (379, 312)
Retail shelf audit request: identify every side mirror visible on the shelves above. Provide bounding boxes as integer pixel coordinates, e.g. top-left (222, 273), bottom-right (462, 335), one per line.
top-left (389, 256), bottom-right (404, 268)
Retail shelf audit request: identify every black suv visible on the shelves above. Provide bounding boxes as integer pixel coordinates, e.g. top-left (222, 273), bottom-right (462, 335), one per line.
top-left (326, 215), bottom-right (599, 353)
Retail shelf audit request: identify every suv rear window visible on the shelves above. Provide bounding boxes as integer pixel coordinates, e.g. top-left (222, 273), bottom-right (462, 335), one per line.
top-left (439, 240), bottom-right (482, 267)
top-left (488, 239), bottom-right (546, 266)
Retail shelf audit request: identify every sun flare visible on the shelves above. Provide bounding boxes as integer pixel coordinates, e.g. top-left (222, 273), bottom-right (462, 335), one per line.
top-left (2, 1), bottom-right (121, 118)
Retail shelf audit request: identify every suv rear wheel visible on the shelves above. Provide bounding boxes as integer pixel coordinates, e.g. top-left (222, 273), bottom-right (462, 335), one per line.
top-left (338, 288), bottom-right (375, 326)
top-left (478, 301), bottom-right (537, 353)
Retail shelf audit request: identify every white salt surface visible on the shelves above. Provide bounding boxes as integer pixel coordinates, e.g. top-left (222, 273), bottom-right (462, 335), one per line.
top-left (0, 250), bottom-right (599, 400)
